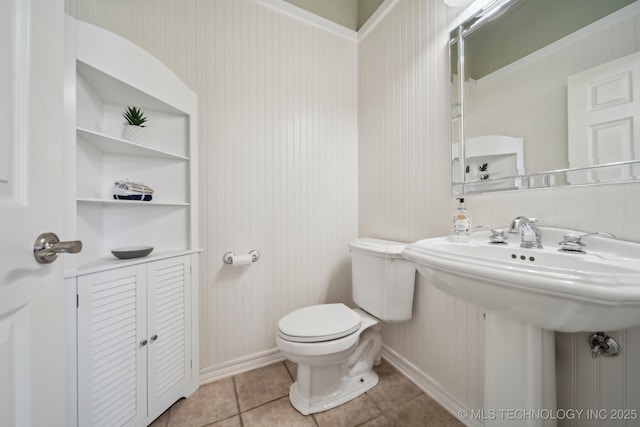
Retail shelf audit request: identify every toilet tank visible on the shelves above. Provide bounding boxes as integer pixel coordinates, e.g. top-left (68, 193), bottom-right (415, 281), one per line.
top-left (349, 238), bottom-right (416, 322)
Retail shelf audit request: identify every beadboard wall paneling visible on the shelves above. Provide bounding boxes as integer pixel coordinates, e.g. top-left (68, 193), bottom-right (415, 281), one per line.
top-left (358, 0), bottom-right (453, 242)
top-left (358, 0), bottom-right (485, 413)
top-left (359, 0), bottom-right (640, 422)
top-left (65, 0), bottom-right (358, 378)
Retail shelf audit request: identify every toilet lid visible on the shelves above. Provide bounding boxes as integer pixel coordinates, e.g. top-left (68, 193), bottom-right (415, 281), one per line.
top-left (278, 303), bottom-right (362, 343)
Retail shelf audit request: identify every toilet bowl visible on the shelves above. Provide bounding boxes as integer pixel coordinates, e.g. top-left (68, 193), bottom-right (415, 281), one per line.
top-left (277, 304), bottom-right (382, 415)
top-left (276, 238), bottom-right (416, 415)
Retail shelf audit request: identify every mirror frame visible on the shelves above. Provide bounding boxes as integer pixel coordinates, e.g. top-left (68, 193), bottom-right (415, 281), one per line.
top-left (450, 0), bottom-right (640, 196)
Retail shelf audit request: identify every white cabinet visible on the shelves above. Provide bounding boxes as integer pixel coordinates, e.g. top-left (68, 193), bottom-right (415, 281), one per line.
top-left (77, 255), bottom-right (193, 427)
top-left (64, 17), bottom-right (200, 427)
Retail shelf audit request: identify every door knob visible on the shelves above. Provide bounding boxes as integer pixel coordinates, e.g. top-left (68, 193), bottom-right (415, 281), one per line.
top-left (33, 232), bottom-right (83, 264)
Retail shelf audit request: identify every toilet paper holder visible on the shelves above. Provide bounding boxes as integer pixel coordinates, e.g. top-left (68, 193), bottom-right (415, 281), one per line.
top-left (223, 250), bottom-right (260, 265)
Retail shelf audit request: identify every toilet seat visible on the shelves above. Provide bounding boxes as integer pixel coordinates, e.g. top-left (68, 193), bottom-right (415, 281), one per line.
top-left (278, 303), bottom-right (361, 343)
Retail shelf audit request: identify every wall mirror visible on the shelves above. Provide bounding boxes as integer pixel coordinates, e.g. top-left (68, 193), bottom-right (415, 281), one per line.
top-left (450, 0), bottom-right (640, 195)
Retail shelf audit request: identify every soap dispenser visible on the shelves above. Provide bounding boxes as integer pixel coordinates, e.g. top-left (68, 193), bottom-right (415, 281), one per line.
top-left (452, 198), bottom-right (471, 242)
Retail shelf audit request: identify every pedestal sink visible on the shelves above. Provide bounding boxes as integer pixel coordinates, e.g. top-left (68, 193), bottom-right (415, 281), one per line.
top-left (402, 227), bottom-right (640, 426)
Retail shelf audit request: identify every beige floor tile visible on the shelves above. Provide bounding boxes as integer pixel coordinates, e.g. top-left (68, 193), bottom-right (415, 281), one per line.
top-left (157, 359), bottom-right (460, 427)
top-left (359, 414), bottom-right (393, 427)
top-left (210, 415), bottom-right (242, 427)
top-left (366, 360), bottom-right (422, 413)
top-left (241, 396), bottom-right (317, 427)
top-left (388, 393), bottom-right (463, 426)
top-left (167, 378), bottom-right (238, 427)
top-left (314, 394), bottom-right (381, 427)
top-left (235, 362), bottom-right (293, 411)
top-left (149, 408), bottom-right (170, 427)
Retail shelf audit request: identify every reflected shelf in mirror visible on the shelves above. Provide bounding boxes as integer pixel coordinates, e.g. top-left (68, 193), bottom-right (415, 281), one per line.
top-left (456, 159), bottom-right (640, 195)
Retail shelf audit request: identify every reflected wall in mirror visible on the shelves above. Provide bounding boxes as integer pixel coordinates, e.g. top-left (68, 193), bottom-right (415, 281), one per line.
top-left (451, 0), bottom-right (640, 195)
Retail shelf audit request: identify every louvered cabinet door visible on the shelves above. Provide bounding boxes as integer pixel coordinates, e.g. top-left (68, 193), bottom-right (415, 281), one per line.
top-left (77, 265), bottom-right (147, 427)
top-left (146, 256), bottom-right (192, 418)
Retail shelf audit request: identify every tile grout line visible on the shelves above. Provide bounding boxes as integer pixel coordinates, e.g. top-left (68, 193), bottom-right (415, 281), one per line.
top-left (231, 375), bottom-right (245, 427)
top-left (359, 389), bottom-right (387, 425)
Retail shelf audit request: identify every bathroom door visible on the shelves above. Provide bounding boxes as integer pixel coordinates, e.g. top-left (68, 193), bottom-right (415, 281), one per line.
top-left (0, 0), bottom-right (67, 425)
top-left (568, 51), bottom-right (640, 183)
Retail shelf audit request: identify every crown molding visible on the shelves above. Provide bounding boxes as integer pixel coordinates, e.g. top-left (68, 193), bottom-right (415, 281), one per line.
top-left (252, 0), bottom-right (358, 41)
top-left (357, 0), bottom-right (400, 41)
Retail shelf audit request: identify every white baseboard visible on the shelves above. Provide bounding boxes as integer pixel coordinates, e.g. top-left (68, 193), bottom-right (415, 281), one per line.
top-left (381, 345), bottom-right (483, 427)
top-left (199, 348), bottom-right (287, 385)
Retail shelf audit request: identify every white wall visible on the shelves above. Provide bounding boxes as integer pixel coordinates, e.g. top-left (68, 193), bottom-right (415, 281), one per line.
top-left (359, 0), bottom-right (485, 413)
top-left (360, 0), bottom-right (640, 424)
top-left (65, 0), bottom-right (359, 380)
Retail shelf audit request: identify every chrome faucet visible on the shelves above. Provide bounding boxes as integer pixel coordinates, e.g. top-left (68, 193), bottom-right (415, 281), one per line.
top-left (558, 232), bottom-right (615, 253)
top-left (508, 216), bottom-right (529, 234)
top-left (508, 216), bottom-right (543, 249)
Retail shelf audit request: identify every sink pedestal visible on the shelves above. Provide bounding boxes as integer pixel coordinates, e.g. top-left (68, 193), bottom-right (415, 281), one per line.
top-left (485, 312), bottom-right (556, 427)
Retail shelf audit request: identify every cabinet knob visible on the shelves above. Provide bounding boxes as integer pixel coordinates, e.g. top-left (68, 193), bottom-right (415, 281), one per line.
top-left (140, 339), bottom-right (148, 347)
top-left (150, 334), bottom-right (158, 342)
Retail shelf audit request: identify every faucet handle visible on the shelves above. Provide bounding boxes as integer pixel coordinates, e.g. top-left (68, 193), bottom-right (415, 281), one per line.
top-left (558, 234), bottom-right (585, 252)
top-left (560, 233), bottom-right (582, 243)
top-left (558, 232), bottom-right (615, 253)
top-left (581, 232), bottom-right (615, 240)
top-left (489, 229), bottom-right (508, 244)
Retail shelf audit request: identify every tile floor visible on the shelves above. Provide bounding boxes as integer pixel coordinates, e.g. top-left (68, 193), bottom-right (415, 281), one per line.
top-left (150, 359), bottom-right (463, 426)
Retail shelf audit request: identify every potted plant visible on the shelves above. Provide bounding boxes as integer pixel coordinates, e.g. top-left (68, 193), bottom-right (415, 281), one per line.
top-left (121, 106), bottom-right (148, 144)
top-left (479, 162), bottom-right (489, 180)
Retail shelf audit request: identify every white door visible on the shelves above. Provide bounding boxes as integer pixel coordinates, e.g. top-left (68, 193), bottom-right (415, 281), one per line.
top-left (0, 0), bottom-right (69, 425)
top-left (147, 256), bottom-right (192, 418)
top-left (568, 51), bottom-right (640, 183)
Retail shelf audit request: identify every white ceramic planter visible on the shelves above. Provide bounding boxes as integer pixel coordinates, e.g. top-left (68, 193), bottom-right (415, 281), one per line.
top-left (122, 124), bottom-right (147, 145)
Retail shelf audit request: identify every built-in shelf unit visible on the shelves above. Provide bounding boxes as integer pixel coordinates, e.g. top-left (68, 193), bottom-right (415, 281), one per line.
top-left (64, 16), bottom-right (200, 427)
top-left (73, 56), bottom-right (196, 270)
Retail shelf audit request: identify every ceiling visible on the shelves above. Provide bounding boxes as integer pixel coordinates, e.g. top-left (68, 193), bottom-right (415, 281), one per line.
top-left (283, 0), bottom-right (385, 31)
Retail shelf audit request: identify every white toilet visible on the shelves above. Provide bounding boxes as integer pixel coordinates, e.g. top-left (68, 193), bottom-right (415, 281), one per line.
top-left (276, 238), bottom-right (416, 415)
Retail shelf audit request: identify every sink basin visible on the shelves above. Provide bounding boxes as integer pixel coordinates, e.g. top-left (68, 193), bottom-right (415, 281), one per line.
top-left (402, 227), bottom-right (640, 332)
